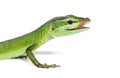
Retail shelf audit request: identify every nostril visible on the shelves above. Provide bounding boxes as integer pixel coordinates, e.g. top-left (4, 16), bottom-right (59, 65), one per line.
top-left (85, 18), bottom-right (91, 22)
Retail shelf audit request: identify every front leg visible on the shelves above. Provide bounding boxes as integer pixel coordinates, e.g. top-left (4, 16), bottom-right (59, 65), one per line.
top-left (26, 45), bottom-right (60, 68)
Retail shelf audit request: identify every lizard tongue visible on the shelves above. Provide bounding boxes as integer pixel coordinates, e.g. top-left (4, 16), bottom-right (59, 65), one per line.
top-left (76, 22), bottom-right (84, 29)
top-left (76, 18), bottom-right (90, 29)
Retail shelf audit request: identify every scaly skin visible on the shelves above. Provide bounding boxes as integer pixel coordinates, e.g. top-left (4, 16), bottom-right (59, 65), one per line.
top-left (0, 15), bottom-right (90, 68)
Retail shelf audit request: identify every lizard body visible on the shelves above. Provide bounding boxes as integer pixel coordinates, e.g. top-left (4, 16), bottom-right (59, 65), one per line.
top-left (0, 15), bottom-right (90, 68)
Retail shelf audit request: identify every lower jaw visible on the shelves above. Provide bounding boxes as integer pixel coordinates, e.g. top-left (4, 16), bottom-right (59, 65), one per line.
top-left (66, 27), bottom-right (89, 31)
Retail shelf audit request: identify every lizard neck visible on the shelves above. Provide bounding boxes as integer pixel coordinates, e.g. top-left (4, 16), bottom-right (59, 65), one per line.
top-left (33, 23), bottom-right (53, 46)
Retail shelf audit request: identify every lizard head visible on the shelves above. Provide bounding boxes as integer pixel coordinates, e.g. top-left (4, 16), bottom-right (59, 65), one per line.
top-left (49, 15), bottom-right (90, 37)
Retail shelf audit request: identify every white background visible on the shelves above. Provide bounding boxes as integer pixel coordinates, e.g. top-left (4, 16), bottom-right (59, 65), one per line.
top-left (0, 0), bottom-right (120, 78)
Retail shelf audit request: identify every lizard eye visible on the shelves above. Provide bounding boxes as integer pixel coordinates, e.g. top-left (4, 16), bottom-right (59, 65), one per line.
top-left (67, 20), bottom-right (73, 25)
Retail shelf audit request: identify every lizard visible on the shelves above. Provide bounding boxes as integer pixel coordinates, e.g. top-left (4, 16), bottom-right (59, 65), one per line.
top-left (0, 15), bottom-right (90, 68)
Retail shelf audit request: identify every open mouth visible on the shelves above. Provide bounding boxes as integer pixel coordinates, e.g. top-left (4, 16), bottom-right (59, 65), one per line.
top-left (67, 18), bottom-right (90, 30)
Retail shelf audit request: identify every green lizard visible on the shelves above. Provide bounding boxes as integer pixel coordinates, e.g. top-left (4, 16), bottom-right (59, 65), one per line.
top-left (0, 15), bottom-right (90, 68)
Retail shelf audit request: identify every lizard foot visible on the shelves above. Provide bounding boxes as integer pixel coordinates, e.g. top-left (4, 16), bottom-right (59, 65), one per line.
top-left (37, 63), bottom-right (60, 68)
